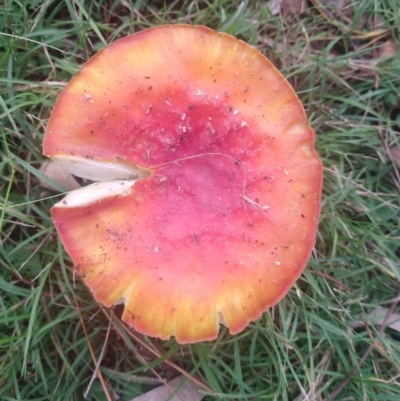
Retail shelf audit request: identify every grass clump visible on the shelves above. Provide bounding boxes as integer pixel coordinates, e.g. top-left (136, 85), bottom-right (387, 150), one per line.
top-left (1, 0), bottom-right (400, 400)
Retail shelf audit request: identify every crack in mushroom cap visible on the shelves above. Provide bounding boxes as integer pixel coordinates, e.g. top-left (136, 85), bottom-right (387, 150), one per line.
top-left (44, 25), bottom-right (323, 343)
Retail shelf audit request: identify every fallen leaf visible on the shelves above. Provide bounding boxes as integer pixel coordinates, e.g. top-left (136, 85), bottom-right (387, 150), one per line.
top-left (39, 160), bottom-right (81, 191)
top-left (371, 306), bottom-right (400, 332)
top-left (314, 0), bottom-right (372, 30)
top-left (321, 0), bottom-right (353, 21)
top-left (265, 0), bottom-right (282, 15)
top-left (130, 375), bottom-right (205, 401)
top-left (281, 0), bottom-right (306, 14)
top-left (388, 146), bottom-right (400, 168)
top-left (350, 306), bottom-right (400, 333)
top-left (379, 39), bottom-right (398, 59)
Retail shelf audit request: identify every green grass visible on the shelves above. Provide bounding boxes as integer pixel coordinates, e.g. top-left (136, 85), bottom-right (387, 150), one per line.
top-left (1, 0), bottom-right (400, 400)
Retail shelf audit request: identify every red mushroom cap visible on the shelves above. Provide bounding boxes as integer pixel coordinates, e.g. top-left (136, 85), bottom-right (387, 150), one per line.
top-left (43, 25), bottom-right (322, 343)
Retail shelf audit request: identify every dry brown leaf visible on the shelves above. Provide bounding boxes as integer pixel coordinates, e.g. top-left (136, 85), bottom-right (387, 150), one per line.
top-left (266, 0), bottom-right (307, 15)
top-left (322, 0), bottom-right (354, 21)
top-left (379, 39), bottom-right (398, 59)
top-left (388, 146), bottom-right (400, 168)
top-left (266, 0), bottom-right (282, 15)
top-left (39, 160), bottom-right (81, 191)
top-left (282, 0), bottom-right (306, 14)
top-left (130, 375), bottom-right (205, 401)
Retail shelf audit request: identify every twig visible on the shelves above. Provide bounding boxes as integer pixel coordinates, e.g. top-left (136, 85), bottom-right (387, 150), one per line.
top-left (84, 308), bottom-right (115, 398)
top-left (73, 295), bottom-right (113, 401)
top-left (101, 308), bottom-right (216, 397)
top-left (325, 287), bottom-right (400, 400)
top-left (308, 270), bottom-right (351, 292)
top-left (134, 348), bottom-right (186, 401)
top-left (101, 310), bottom-right (185, 401)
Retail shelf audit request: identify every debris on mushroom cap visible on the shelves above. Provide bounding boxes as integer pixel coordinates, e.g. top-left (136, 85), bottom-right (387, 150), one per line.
top-left (43, 25), bottom-right (323, 343)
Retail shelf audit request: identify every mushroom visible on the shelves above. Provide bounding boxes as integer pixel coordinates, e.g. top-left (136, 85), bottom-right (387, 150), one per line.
top-left (43, 25), bottom-right (322, 343)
